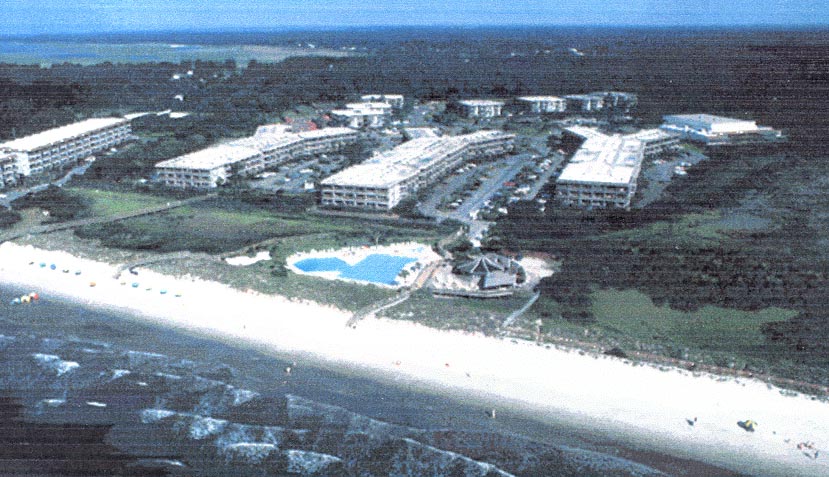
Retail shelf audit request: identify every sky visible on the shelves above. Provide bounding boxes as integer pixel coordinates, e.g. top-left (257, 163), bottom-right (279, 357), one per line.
top-left (2, 0), bottom-right (828, 35)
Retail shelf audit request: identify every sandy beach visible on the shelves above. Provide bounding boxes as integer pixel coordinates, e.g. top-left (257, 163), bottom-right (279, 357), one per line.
top-left (1, 241), bottom-right (827, 476)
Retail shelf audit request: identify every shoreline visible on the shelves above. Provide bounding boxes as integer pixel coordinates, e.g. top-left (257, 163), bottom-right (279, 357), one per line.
top-left (1, 242), bottom-right (827, 476)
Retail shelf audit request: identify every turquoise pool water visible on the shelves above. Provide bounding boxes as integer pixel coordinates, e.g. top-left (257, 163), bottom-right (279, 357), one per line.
top-left (293, 254), bottom-right (417, 285)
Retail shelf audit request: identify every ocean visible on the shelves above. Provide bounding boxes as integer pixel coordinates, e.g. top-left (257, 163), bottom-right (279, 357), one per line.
top-left (0, 285), bottom-right (741, 476)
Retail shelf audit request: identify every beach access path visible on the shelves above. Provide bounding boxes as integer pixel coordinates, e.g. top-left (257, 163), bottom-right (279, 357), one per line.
top-left (1, 241), bottom-right (827, 477)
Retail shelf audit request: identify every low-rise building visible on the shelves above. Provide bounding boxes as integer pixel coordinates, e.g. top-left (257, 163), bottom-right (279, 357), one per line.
top-left (330, 102), bottom-right (393, 129)
top-left (0, 117), bottom-right (131, 186)
top-left (455, 100), bottom-right (505, 118)
top-left (155, 127), bottom-right (359, 189)
top-left (556, 134), bottom-right (645, 209)
top-left (515, 96), bottom-right (567, 114)
top-left (661, 114), bottom-right (783, 145)
top-left (320, 130), bottom-right (514, 210)
top-left (361, 94), bottom-right (404, 109)
top-left (623, 128), bottom-right (680, 156)
top-left (564, 94), bottom-right (605, 112)
top-left (591, 91), bottom-right (638, 112)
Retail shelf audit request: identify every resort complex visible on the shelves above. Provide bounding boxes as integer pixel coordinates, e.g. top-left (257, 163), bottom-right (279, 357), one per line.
top-left (154, 127), bottom-right (359, 188)
top-left (0, 117), bottom-right (132, 187)
top-left (320, 130), bottom-right (514, 210)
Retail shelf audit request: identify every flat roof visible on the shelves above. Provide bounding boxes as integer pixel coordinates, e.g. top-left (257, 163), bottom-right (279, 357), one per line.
top-left (564, 126), bottom-right (608, 142)
top-left (297, 127), bottom-right (358, 139)
top-left (322, 130), bottom-right (512, 189)
top-left (155, 144), bottom-right (262, 171)
top-left (516, 96), bottom-right (565, 102)
top-left (331, 109), bottom-right (385, 117)
top-left (557, 136), bottom-right (644, 186)
top-left (623, 128), bottom-right (677, 142)
top-left (346, 102), bottom-right (392, 110)
top-left (458, 99), bottom-right (504, 107)
top-left (1, 117), bottom-right (128, 152)
top-left (663, 114), bottom-right (754, 125)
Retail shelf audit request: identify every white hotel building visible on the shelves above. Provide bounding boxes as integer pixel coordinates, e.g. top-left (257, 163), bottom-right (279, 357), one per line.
top-left (556, 132), bottom-right (645, 209)
top-left (154, 127), bottom-right (359, 189)
top-left (515, 96), bottom-right (567, 114)
top-left (320, 130), bottom-right (514, 210)
top-left (361, 94), bottom-right (404, 110)
top-left (0, 117), bottom-right (131, 188)
top-left (330, 102), bottom-right (393, 129)
top-left (455, 100), bottom-right (505, 119)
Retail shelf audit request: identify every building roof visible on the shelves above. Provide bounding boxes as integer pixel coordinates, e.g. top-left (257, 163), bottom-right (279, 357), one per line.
top-left (623, 128), bottom-right (677, 142)
top-left (361, 94), bottom-right (403, 100)
top-left (297, 127), bottom-right (357, 140)
top-left (1, 117), bottom-right (128, 152)
top-left (563, 94), bottom-right (601, 100)
top-left (480, 271), bottom-right (517, 289)
top-left (321, 130), bottom-right (512, 189)
top-left (516, 96), bottom-right (565, 102)
top-left (458, 99), bottom-right (504, 107)
top-left (663, 113), bottom-right (760, 127)
top-left (456, 253), bottom-right (514, 276)
top-left (564, 126), bottom-right (609, 142)
top-left (331, 108), bottom-right (385, 118)
top-left (557, 135), bottom-right (644, 186)
top-left (155, 144), bottom-right (262, 171)
top-left (345, 102), bottom-right (392, 111)
top-left (227, 134), bottom-right (303, 152)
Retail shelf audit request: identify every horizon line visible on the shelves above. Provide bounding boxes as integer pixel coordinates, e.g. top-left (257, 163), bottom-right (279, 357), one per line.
top-left (2, 23), bottom-right (828, 39)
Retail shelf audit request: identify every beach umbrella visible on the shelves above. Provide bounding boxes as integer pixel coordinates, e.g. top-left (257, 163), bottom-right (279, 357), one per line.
top-left (132, 282), bottom-right (139, 288)
top-left (50, 264), bottom-right (56, 270)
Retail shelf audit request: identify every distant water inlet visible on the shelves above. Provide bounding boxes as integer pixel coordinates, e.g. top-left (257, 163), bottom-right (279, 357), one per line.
top-left (287, 242), bottom-right (440, 287)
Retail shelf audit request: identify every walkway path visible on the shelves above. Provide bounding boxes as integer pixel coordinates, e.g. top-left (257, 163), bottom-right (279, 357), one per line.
top-left (502, 291), bottom-right (541, 328)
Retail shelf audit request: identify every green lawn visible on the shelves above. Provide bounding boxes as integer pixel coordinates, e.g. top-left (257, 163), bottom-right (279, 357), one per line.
top-left (66, 188), bottom-right (169, 217)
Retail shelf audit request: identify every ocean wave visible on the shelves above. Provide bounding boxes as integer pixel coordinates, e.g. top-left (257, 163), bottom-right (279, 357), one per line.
top-left (386, 438), bottom-right (516, 477)
top-left (287, 394), bottom-right (416, 440)
top-left (31, 353), bottom-right (79, 376)
top-left (220, 442), bottom-right (278, 464)
top-left (125, 350), bottom-right (167, 367)
top-left (285, 449), bottom-right (344, 474)
top-left (140, 408), bottom-right (177, 424)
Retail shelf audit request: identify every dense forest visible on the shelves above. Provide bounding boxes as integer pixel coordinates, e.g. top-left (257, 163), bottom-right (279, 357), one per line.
top-left (3, 28), bottom-right (829, 381)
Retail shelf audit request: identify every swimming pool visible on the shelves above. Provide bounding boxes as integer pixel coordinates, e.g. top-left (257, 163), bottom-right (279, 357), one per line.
top-left (293, 254), bottom-right (417, 285)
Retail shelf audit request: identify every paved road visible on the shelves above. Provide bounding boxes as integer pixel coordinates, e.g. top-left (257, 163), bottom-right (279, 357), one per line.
top-left (525, 153), bottom-right (565, 201)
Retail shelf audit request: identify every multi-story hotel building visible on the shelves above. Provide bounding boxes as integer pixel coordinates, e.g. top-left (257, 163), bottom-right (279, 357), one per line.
top-left (361, 94), bottom-right (405, 110)
top-left (556, 134), bottom-right (645, 209)
top-left (330, 102), bottom-right (393, 129)
top-left (455, 100), bottom-right (505, 119)
top-left (154, 127), bottom-right (359, 189)
top-left (515, 96), bottom-right (567, 114)
top-left (0, 117), bottom-right (131, 187)
top-left (320, 130), bottom-right (514, 210)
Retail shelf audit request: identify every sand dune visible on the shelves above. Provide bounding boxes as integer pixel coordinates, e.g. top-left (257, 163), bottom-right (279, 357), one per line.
top-left (1, 241), bottom-right (827, 476)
